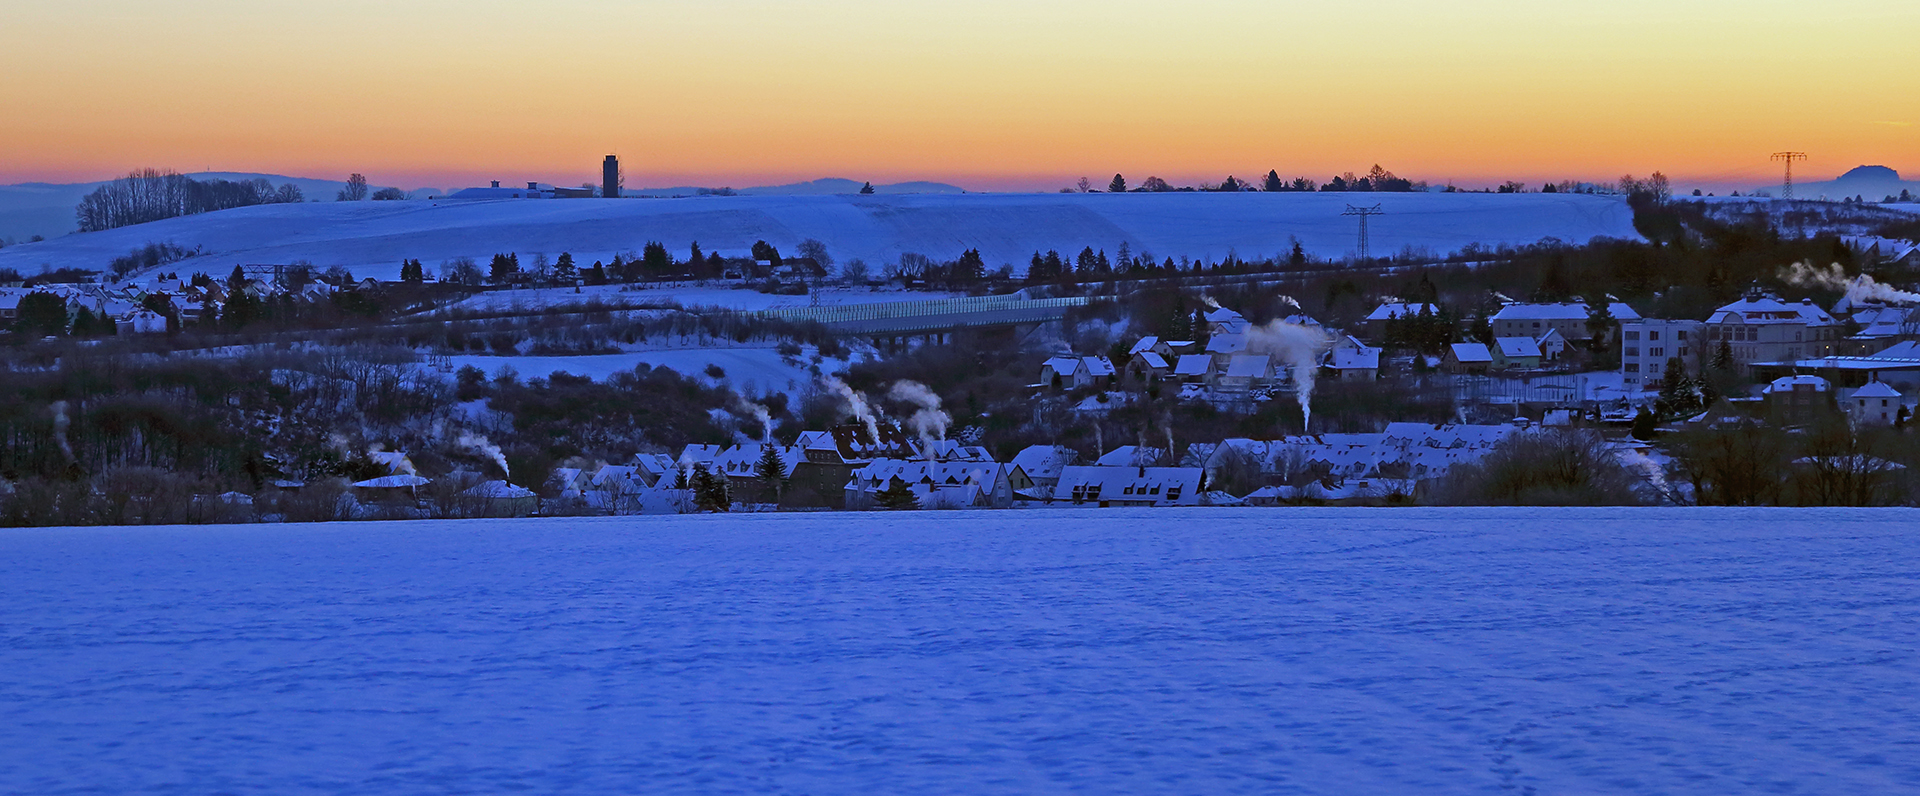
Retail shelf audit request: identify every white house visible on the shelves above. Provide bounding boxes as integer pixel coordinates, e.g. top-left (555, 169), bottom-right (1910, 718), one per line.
top-left (1706, 294), bottom-right (1842, 364)
top-left (1846, 381), bottom-right (1905, 426)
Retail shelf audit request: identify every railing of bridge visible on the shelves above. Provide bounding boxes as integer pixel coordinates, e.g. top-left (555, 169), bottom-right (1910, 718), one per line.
top-left (761, 295), bottom-right (1091, 326)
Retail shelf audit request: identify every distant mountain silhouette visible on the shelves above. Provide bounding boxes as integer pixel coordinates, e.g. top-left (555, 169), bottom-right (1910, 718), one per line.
top-left (1779, 165), bottom-right (1920, 201)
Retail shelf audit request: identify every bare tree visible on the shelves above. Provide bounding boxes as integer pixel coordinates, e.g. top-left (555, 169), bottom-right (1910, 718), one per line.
top-left (338, 173), bottom-right (370, 201)
top-left (1076, 176), bottom-right (1093, 193)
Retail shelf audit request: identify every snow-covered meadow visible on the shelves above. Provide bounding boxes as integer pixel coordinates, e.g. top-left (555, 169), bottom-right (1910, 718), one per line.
top-left (4, 508), bottom-right (1916, 794)
top-left (0, 192), bottom-right (1639, 281)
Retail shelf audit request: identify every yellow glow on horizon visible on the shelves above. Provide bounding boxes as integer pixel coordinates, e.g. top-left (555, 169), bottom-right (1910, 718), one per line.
top-left (2, 0), bottom-right (1916, 189)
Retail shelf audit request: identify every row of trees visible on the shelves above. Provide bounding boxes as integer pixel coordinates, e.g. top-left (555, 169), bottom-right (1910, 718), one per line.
top-left (1087, 165), bottom-right (1424, 194)
top-left (75, 170), bottom-right (305, 233)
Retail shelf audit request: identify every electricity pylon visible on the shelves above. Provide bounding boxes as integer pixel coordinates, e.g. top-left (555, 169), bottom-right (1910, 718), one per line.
top-left (1771, 152), bottom-right (1807, 200)
top-left (1342, 204), bottom-right (1383, 261)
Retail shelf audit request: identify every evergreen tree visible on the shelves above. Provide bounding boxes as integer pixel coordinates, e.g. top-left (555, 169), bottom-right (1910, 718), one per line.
top-left (692, 463), bottom-right (730, 512)
top-left (1288, 239), bottom-right (1307, 268)
top-left (71, 306), bottom-right (98, 337)
top-left (1116, 241), bottom-right (1132, 272)
top-left (1108, 174), bottom-right (1127, 193)
top-left (1076, 247), bottom-right (1098, 274)
top-left (489, 253), bottom-right (519, 284)
top-left (953, 248), bottom-right (986, 282)
top-left (1264, 170), bottom-right (1285, 192)
top-left (584, 261), bottom-right (607, 286)
top-left (643, 241), bottom-right (673, 277)
top-left (400, 259), bottom-right (425, 284)
top-left (1192, 309), bottom-right (1211, 350)
top-left (859, 181), bottom-right (876, 195)
top-left (753, 444), bottom-right (789, 502)
top-left (553, 252), bottom-right (576, 284)
top-left (1713, 339), bottom-right (1734, 371)
top-left (689, 241), bottom-right (703, 265)
top-left (1585, 297), bottom-right (1616, 354)
top-left (874, 475), bottom-right (919, 510)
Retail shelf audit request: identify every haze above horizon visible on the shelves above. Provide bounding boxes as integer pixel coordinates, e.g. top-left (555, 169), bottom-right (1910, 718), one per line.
top-left (3, 1), bottom-right (1915, 191)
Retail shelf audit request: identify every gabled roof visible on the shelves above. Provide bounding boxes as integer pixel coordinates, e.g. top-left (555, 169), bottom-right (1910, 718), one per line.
top-left (1128, 336), bottom-right (1160, 356)
top-left (1206, 333), bottom-right (1247, 354)
top-left (1010, 445), bottom-right (1077, 478)
top-left (1330, 347), bottom-right (1381, 370)
top-left (1096, 446), bottom-right (1165, 467)
top-left (1042, 356), bottom-right (1081, 374)
top-left (1204, 307), bottom-right (1245, 322)
top-left (1082, 356), bottom-right (1116, 377)
top-left (1224, 354), bottom-right (1272, 378)
top-left (1851, 381), bottom-right (1902, 399)
top-left (1709, 297), bottom-right (1836, 326)
top-left (1449, 343), bottom-right (1493, 363)
top-left (1490, 302), bottom-right (1642, 322)
top-left (1174, 354), bottom-right (1213, 376)
top-left (1495, 336), bottom-right (1543, 358)
top-left (1765, 375), bottom-right (1830, 393)
top-left (1135, 352), bottom-right (1170, 369)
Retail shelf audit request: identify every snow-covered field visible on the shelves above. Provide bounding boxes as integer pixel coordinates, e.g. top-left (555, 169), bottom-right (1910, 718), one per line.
top-left (0, 192), bottom-right (1638, 281)
top-left (3, 508), bottom-right (1917, 794)
top-left (443, 282), bottom-right (960, 313)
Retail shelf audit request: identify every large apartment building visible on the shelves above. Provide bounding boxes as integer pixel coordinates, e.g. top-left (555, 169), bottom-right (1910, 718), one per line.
top-left (1621, 319), bottom-right (1706, 389)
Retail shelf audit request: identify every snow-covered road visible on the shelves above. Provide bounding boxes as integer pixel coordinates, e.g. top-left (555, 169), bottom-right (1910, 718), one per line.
top-left (3, 508), bottom-right (1917, 794)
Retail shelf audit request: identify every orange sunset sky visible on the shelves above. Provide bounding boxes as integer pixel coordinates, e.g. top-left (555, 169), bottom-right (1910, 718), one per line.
top-left (2, 0), bottom-right (1915, 191)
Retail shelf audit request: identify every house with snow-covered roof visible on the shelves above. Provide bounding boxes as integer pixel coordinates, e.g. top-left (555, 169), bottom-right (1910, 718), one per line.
top-left (1009, 444), bottom-right (1077, 499)
top-left (1445, 343), bottom-right (1493, 374)
top-left (845, 459), bottom-right (1011, 509)
top-left (1707, 294), bottom-right (1842, 364)
top-left (1040, 355), bottom-right (1116, 390)
top-left (1490, 302), bottom-right (1640, 342)
top-left (1327, 346), bottom-right (1381, 381)
top-left (1763, 375), bottom-right (1832, 426)
top-left (1204, 307), bottom-right (1248, 336)
top-left (1052, 466), bottom-right (1201, 507)
top-left (1361, 303), bottom-right (1438, 341)
top-left (1492, 336), bottom-right (1543, 370)
top-left (1173, 354), bottom-right (1214, 383)
top-left (1846, 381), bottom-right (1907, 426)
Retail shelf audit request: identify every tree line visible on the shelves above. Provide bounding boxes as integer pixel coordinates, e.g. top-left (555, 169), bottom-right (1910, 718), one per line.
top-left (75, 170), bottom-right (306, 233)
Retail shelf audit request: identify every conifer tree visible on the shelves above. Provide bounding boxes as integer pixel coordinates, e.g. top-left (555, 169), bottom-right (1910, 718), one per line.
top-left (1108, 174), bottom-right (1127, 193)
top-left (875, 475), bottom-right (919, 510)
top-left (1264, 170), bottom-right (1285, 192)
top-left (753, 444), bottom-right (789, 502)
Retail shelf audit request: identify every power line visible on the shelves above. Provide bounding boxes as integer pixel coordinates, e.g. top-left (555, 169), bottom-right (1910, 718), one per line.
top-left (1770, 152), bottom-right (1807, 200)
top-left (1342, 204), bottom-right (1383, 261)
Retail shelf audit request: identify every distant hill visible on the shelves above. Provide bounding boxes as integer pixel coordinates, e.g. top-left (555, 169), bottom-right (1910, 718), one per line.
top-left (0, 172), bottom-right (360, 243)
top-left (1777, 165), bottom-right (1920, 201)
top-left (0, 192), bottom-right (1636, 282)
top-left (0, 174), bottom-right (968, 242)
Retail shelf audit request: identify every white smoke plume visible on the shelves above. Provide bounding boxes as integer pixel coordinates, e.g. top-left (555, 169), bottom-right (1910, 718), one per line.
top-left (888, 380), bottom-right (951, 459)
top-left (1781, 261), bottom-right (1920, 305)
top-left (458, 432), bottom-right (511, 480)
top-left (732, 396), bottom-right (773, 443)
top-left (366, 443), bottom-right (417, 475)
top-left (50, 401), bottom-right (73, 462)
top-left (822, 376), bottom-right (880, 443)
top-left (1245, 320), bottom-right (1336, 433)
top-left (1198, 293), bottom-right (1222, 309)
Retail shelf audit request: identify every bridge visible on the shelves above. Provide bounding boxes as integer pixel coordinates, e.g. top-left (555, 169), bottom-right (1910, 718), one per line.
top-left (761, 294), bottom-right (1093, 335)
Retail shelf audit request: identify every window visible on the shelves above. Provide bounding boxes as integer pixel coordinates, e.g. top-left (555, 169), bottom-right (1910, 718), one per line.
top-left (1649, 347), bottom-right (1663, 357)
top-left (1677, 330), bottom-right (1689, 340)
top-left (1679, 347), bottom-right (1689, 358)
top-left (1648, 331), bottom-right (1660, 341)
top-left (1625, 331), bottom-right (1640, 341)
top-left (1625, 363), bottom-right (1639, 373)
top-left (1624, 346), bottom-right (1639, 356)
top-left (1795, 331), bottom-right (1802, 342)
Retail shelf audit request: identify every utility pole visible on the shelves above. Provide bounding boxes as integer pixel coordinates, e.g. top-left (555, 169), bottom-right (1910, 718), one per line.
top-left (1771, 152), bottom-right (1807, 200)
top-left (1342, 204), bottom-right (1383, 261)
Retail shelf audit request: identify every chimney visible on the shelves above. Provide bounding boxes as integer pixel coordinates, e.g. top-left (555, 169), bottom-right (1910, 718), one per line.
top-left (603, 155), bottom-right (620, 199)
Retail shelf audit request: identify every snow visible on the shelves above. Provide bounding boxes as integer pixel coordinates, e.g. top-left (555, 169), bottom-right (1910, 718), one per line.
top-left (444, 282), bottom-right (958, 313)
top-left (0, 192), bottom-right (1639, 281)
top-left (3, 508), bottom-right (1919, 794)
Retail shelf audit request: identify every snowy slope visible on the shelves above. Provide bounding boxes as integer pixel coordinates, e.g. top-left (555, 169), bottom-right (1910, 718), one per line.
top-left (2, 508), bottom-right (1916, 794)
top-left (0, 192), bottom-right (1639, 281)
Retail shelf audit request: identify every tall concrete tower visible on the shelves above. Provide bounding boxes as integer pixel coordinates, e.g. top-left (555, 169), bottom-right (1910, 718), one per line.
top-left (603, 155), bottom-right (620, 199)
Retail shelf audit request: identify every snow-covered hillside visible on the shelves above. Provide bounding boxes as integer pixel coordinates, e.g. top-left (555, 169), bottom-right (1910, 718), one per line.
top-left (0, 192), bottom-right (1639, 281)
top-left (2, 508), bottom-right (1915, 794)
